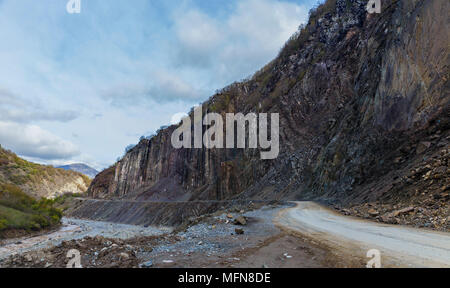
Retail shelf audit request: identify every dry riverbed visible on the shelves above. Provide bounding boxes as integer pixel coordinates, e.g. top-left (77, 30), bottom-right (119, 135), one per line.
top-left (0, 204), bottom-right (354, 268)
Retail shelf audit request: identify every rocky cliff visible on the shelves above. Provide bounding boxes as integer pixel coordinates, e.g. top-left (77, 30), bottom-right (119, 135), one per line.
top-left (80, 0), bottom-right (449, 227)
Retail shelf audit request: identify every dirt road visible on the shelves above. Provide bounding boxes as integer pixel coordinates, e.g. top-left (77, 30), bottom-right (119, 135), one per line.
top-left (275, 202), bottom-right (450, 267)
top-left (2, 202), bottom-right (448, 268)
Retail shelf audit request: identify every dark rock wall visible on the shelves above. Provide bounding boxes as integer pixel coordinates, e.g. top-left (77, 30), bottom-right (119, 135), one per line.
top-left (87, 0), bottom-right (449, 209)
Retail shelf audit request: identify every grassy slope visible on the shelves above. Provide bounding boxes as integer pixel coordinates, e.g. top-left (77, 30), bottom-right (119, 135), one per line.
top-left (0, 183), bottom-right (62, 236)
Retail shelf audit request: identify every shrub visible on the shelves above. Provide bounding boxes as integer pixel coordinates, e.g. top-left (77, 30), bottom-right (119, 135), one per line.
top-left (0, 183), bottom-right (35, 212)
top-left (0, 184), bottom-right (63, 233)
top-left (0, 218), bottom-right (7, 230)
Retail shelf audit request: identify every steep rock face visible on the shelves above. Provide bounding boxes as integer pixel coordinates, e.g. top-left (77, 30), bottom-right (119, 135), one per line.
top-left (86, 0), bottom-right (449, 215)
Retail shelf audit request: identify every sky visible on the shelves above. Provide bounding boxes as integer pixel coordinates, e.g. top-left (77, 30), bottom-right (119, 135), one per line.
top-left (0, 0), bottom-right (318, 170)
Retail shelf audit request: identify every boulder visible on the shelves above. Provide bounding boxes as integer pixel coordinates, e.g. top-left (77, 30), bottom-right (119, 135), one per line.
top-left (368, 209), bottom-right (379, 217)
top-left (119, 253), bottom-right (129, 260)
top-left (235, 228), bottom-right (244, 235)
top-left (233, 216), bottom-right (247, 226)
top-left (416, 142), bottom-right (431, 154)
top-left (139, 260), bottom-right (153, 268)
top-left (392, 207), bottom-right (415, 217)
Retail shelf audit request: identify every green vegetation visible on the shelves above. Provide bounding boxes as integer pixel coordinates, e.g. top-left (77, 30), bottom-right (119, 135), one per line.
top-left (0, 183), bottom-right (62, 234)
top-left (0, 146), bottom-right (77, 236)
top-left (53, 192), bottom-right (85, 212)
top-left (209, 93), bottom-right (233, 113)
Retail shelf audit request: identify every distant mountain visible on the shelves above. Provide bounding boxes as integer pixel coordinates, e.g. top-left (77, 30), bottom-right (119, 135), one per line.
top-left (57, 164), bottom-right (99, 179)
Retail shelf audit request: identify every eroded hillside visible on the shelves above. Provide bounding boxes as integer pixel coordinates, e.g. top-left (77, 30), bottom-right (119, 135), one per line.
top-left (0, 146), bottom-right (91, 199)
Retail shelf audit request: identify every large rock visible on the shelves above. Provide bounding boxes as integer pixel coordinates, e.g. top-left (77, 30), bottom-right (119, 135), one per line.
top-left (416, 142), bottom-right (432, 155)
top-left (235, 228), bottom-right (244, 235)
top-left (233, 216), bottom-right (247, 226)
top-left (368, 209), bottom-right (379, 217)
top-left (139, 260), bottom-right (153, 268)
top-left (392, 207), bottom-right (415, 217)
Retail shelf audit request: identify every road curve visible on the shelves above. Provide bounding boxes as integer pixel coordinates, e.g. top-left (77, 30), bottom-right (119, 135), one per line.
top-left (275, 202), bottom-right (450, 268)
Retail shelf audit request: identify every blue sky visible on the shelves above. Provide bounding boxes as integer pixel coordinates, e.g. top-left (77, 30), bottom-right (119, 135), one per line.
top-left (0, 0), bottom-right (318, 170)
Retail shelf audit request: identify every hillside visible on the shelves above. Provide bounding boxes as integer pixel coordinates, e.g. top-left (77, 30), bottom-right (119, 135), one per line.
top-left (0, 145), bottom-right (91, 199)
top-left (57, 164), bottom-right (99, 179)
top-left (0, 183), bottom-right (62, 238)
top-left (76, 0), bottom-right (449, 229)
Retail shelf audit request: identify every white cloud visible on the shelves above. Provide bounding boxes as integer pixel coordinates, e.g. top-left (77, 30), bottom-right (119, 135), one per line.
top-left (0, 0), bottom-right (315, 170)
top-left (150, 70), bottom-right (207, 101)
top-left (0, 109), bottom-right (79, 124)
top-left (101, 70), bottom-right (207, 105)
top-left (170, 112), bottom-right (189, 125)
top-left (172, 0), bottom-right (308, 83)
top-left (0, 121), bottom-right (80, 160)
top-left (0, 88), bottom-right (79, 123)
top-left (228, 0), bottom-right (307, 51)
top-left (176, 10), bottom-right (221, 55)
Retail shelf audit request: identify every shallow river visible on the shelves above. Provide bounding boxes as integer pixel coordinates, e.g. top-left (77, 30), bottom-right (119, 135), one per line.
top-left (0, 217), bottom-right (172, 260)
